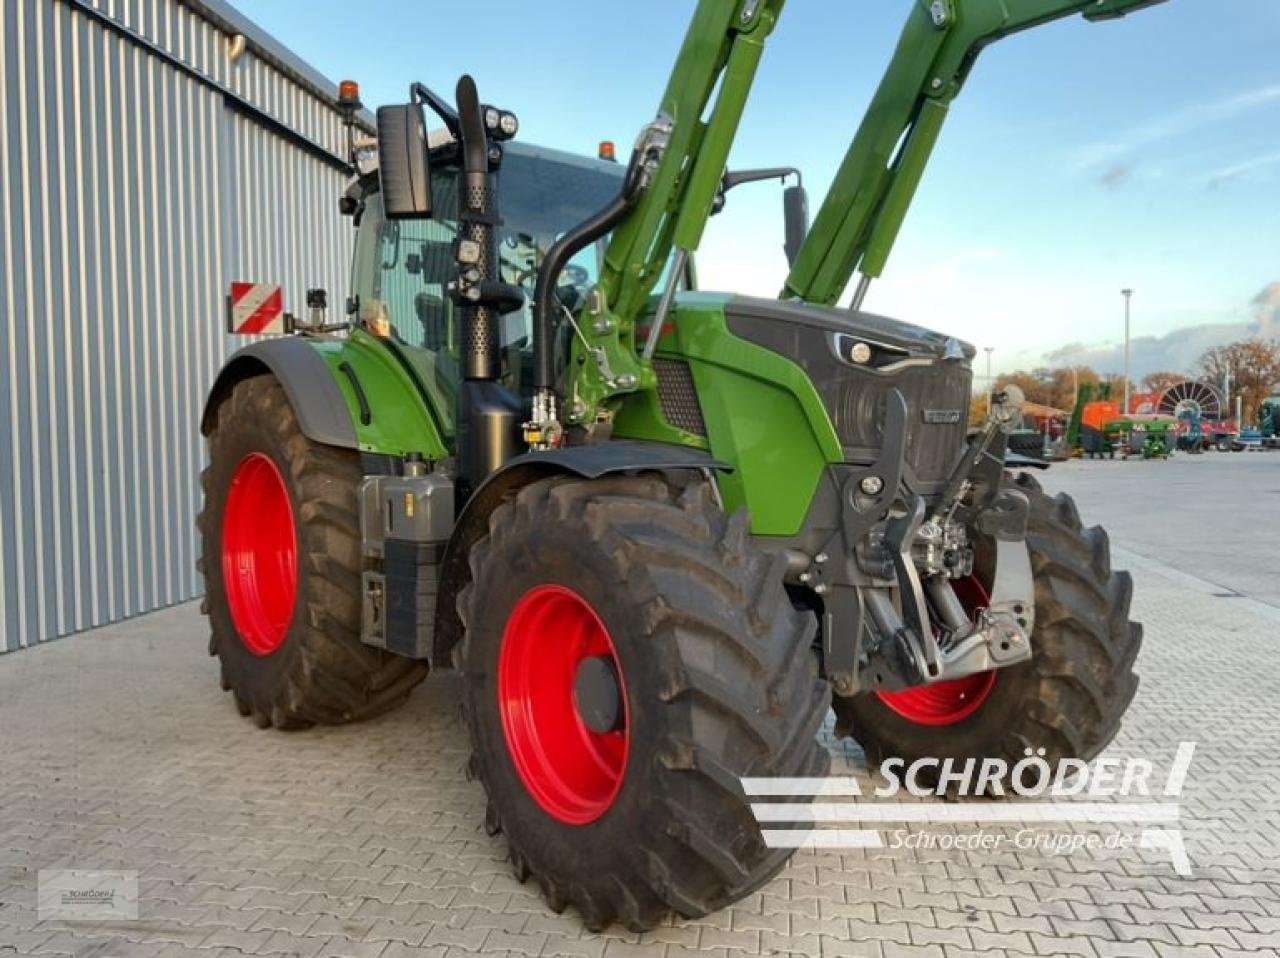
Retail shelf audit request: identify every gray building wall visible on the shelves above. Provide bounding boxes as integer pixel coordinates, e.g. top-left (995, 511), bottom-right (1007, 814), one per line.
top-left (0, 0), bottom-right (362, 651)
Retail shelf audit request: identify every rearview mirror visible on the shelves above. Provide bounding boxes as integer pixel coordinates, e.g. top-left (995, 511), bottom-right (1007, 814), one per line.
top-left (783, 185), bottom-right (809, 267)
top-left (376, 104), bottom-right (432, 220)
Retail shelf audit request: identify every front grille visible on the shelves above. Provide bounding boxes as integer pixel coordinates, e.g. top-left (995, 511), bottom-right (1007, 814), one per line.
top-left (654, 358), bottom-right (707, 436)
top-left (725, 300), bottom-right (973, 491)
top-left (832, 362), bottom-right (971, 484)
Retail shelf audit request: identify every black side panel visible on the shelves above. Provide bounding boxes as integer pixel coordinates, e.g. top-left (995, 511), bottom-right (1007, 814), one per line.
top-left (201, 338), bottom-right (357, 449)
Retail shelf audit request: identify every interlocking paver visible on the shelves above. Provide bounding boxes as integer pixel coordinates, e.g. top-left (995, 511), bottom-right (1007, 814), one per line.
top-left (3, 458), bottom-right (1280, 958)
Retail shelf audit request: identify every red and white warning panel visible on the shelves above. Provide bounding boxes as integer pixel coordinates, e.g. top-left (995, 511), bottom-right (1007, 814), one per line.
top-left (227, 282), bottom-right (286, 335)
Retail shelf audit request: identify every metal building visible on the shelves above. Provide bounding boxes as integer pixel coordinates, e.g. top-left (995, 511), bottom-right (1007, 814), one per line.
top-left (0, 0), bottom-right (362, 651)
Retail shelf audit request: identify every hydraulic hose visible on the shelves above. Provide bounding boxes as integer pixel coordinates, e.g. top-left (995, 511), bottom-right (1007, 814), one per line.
top-left (532, 154), bottom-right (645, 394)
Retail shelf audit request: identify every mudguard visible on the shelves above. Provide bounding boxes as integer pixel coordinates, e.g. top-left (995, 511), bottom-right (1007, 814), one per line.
top-left (202, 333), bottom-right (450, 461)
top-left (431, 441), bottom-right (731, 666)
top-left (201, 338), bottom-right (357, 447)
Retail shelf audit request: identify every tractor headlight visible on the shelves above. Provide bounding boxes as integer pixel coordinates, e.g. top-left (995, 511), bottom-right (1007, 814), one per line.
top-left (499, 112), bottom-right (519, 138)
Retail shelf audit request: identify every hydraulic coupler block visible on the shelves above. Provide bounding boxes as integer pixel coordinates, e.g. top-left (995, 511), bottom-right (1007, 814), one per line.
top-left (358, 458), bottom-right (454, 659)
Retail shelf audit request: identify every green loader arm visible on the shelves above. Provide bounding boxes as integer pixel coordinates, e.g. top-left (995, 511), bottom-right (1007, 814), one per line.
top-left (600, 0), bottom-right (784, 322)
top-left (782, 0), bottom-right (1167, 307)
top-left (564, 0), bottom-right (1164, 426)
top-left (563, 0), bottom-right (786, 422)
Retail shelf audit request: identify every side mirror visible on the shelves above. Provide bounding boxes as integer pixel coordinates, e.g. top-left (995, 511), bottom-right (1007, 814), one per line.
top-left (783, 185), bottom-right (809, 267)
top-left (376, 104), bottom-right (432, 220)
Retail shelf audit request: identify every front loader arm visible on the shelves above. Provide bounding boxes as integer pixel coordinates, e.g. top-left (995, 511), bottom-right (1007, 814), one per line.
top-left (782, 0), bottom-right (1167, 308)
top-left (555, 0), bottom-right (784, 428)
top-left (600, 0), bottom-right (783, 321)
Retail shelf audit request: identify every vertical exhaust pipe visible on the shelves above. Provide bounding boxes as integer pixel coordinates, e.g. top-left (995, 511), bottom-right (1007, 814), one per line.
top-left (452, 75), bottom-right (521, 496)
top-left (454, 75), bottom-right (499, 382)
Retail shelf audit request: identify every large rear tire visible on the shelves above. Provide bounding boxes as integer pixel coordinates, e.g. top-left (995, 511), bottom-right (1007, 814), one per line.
top-left (458, 473), bottom-right (830, 931)
top-left (834, 472), bottom-right (1141, 778)
top-left (198, 375), bottom-right (428, 729)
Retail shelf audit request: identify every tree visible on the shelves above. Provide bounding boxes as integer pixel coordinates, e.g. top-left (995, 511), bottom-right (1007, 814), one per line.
top-left (1040, 366), bottom-right (1102, 411)
top-left (968, 393), bottom-right (988, 428)
top-left (992, 371), bottom-right (1050, 407)
top-left (1140, 371), bottom-right (1186, 396)
top-left (1100, 373), bottom-right (1134, 407)
top-left (992, 366), bottom-right (1109, 412)
top-left (1196, 338), bottom-right (1280, 424)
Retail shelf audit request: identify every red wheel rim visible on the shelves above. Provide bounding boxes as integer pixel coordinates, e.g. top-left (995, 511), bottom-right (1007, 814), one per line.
top-left (876, 575), bottom-right (997, 726)
top-left (221, 452), bottom-right (297, 657)
top-left (498, 585), bottom-right (629, 825)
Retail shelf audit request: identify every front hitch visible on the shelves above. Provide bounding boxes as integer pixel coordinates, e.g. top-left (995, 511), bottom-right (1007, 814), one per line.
top-left (853, 384), bottom-right (1037, 694)
top-left (859, 486), bottom-right (1035, 693)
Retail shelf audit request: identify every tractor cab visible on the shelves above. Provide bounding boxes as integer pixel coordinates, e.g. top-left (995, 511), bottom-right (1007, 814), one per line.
top-left (346, 141), bottom-right (627, 433)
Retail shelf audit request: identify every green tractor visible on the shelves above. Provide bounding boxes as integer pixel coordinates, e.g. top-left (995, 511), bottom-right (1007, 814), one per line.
top-left (200, 0), bottom-right (1154, 931)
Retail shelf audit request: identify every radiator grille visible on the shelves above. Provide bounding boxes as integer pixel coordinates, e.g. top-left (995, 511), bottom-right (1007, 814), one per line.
top-left (724, 302), bottom-right (974, 491)
top-left (654, 359), bottom-right (707, 436)
top-left (832, 362), bottom-right (972, 484)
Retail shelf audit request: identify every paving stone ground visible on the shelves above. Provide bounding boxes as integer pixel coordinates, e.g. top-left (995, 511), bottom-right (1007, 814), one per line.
top-left (1, 455), bottom-right (1278, 957)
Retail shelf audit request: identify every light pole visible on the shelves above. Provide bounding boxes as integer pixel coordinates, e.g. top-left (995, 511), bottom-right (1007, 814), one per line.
top-left (984, 347), bottom-right (995, 415)
top-left (1121, 288), bottom-right (1133, 414)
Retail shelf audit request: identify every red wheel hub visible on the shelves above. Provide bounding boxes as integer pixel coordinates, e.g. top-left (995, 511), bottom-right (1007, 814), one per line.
top-left (876, 575), bottom-right (997, 726)
top-left (221, 452), bottom-right (297, 656)
top-left (498, 585), bottom-right (629, 825)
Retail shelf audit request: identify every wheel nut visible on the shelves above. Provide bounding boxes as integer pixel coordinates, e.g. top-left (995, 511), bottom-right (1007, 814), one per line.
top-left (860, 475), bottom-right (884, 496)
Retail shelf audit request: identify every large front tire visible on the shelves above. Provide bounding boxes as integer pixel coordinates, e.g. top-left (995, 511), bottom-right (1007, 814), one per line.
top-left (199, 375), bottom-right (428, 729)
top-left (458, 474), bottom-right (830, 931)
top-left (835, 472), bottom-right (1141, 777)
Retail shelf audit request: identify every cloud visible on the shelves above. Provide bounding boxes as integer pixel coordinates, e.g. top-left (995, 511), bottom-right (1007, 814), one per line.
top-left (1070, 83), bottom-right (1280, 177)
top-left (1207, 150), bottom-right (1280, 188)
top-left (1042, 281), bottom-right (1280, 379)
top-left (1252, 282), bottom-right (1280, 336)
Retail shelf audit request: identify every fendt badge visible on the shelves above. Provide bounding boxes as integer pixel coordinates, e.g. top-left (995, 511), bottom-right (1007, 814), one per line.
top-left (922, 409), bottom-right (962, 424)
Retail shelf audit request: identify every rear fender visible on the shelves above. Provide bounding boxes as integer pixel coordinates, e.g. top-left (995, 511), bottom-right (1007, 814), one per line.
top-left (201, 333), bottom-right (450, 460)
top-left (202, 337), bottom-right (357, 447)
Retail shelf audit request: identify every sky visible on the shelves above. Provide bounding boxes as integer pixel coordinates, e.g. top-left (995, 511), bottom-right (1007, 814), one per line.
top-left (235, 0), bottom-right (1280, 382)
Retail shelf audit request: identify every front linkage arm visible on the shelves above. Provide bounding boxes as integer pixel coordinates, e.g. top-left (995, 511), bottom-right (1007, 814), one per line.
top-left (782, 0), bottom-right (1168, 309)
top-left (815, 387), bottom-right (1038, 698)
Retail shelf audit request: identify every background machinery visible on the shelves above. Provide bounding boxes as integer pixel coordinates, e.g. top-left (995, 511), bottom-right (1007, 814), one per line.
top-left (200, 0), bottom-right (1156, 931)
top-left (1261, 392), bottom-right (1280, 448)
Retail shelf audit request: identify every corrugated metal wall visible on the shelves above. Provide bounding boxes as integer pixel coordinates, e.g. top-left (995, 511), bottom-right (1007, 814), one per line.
top-left (0, 0), bottom-right (358, 651)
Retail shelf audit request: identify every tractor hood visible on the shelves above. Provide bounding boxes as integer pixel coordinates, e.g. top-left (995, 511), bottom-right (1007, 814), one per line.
top-left (728, 296), bottom-right (976, 366)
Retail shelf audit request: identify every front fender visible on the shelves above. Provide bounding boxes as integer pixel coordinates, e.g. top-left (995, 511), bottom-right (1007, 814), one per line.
top-left (431, 441), bottom-right (729, 667)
